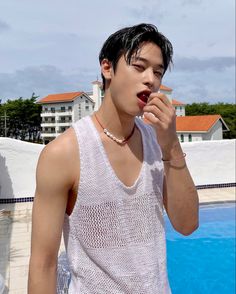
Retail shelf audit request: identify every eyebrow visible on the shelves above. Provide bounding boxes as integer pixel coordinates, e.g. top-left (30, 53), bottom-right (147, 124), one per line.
top-left (133, 56), bottom-right (164, 70)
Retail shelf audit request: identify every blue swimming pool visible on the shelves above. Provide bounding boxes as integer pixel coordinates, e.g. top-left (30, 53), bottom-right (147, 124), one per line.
top-left (165, 202), bottom-right (236, 294)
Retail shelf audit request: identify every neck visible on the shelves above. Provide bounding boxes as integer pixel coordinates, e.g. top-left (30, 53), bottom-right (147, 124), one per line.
top-left (95, 94), bottom-right (135, 139)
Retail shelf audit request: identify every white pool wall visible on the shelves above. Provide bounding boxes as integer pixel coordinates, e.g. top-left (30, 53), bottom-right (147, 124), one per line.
top-left (0, 137), bottom-right (235, 199)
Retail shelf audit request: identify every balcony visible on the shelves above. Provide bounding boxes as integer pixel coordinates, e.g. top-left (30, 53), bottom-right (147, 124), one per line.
top-left (41, 109), bottom-right (72, 116)
top-left (57, 109), bottom-right (72, 116)
top-left (41, 121), bottom-right (56, 127)
top-left (41, 130), bottom-right (56, 133)
top-left (56, 120), bottom-right (72, 126)
top-left (41, 111), bottom-right (56, 117)
top-left (57, 109), bottom-right (72, 112)
top-left (41, 130), bottom-right (57, 137)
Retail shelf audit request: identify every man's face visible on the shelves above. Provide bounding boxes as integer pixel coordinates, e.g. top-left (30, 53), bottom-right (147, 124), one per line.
top-left (109, 42), bottom-right (164, 116)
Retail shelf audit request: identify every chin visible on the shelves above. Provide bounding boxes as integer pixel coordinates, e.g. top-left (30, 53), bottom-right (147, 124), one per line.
top-left (128, 108), bottom-right (143, 118)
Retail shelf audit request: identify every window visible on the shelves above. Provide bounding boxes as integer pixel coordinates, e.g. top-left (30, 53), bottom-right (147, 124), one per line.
top-left (68, 106), bottom-right (72, 111)
top-left (180, 134), bottom-right (184, 142)
top-left (51, 107), bottom-right (55, 113)
top-left (85, 100), bottom-right (89, 103)
top-left (180, 106), bottom-right (182, 110)
top-left (188, 134), bottom-right (192, 142)
top-left (85, 106), bottom-right (89, 110)
top-left (61, 106), bottom-right (65, 112)
top-left (45, 107), bottom-right (48, 111)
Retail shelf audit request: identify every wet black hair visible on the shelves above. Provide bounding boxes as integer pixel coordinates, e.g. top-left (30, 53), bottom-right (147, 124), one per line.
top-left (99, 23), bottom-right (173, 90)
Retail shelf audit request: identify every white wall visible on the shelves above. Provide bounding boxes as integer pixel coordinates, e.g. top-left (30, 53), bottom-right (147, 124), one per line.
top-left (203, 120), bottom-right (223, 140)
top-left (0, 138), bottom-right (235, 199)
top-left (80, 94), bottom-right (94, 118)
top-left (159, 89), bottom-right (172, 102)
top-left (182, 139), bottom-right (235, 185)
top-left (177, 133), bottom-right (203, 142)
top-left (175, 106), bottom-right (185, 117)
top-left (73, 94), bottom-right (94, 120)
top-left (92, 83), bottom-right (102, 111)
top-left (0, 138), bottom-right (44, 199)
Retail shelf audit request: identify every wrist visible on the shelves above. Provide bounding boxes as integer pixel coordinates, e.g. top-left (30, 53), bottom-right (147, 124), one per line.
top-left (160, 139), bottom-right (183, 161)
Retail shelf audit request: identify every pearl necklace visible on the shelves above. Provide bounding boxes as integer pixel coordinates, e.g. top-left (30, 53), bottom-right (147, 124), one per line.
top-left (94, 113), bottom-right (136, 145)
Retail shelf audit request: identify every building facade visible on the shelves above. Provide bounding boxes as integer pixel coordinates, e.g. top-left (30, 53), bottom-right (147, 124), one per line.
top-left (176, 115), bottom-right (229, 142)
top-left (38, 92), bottom-right (94, 144)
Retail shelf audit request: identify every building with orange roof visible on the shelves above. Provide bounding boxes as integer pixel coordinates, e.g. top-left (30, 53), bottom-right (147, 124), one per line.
top-left (37, 91), bottom-right (94, 144)
top-left (176, 115), bottom-right (229, 142)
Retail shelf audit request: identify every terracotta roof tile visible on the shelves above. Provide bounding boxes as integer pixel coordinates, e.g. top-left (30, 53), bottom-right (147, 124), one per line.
top-left (38, 92), bottom-right (83, 103)
top-left (160, 85), bottom-right (172, 91)
top-left (176, 115), bottom-right (221, 132)
top-left (172, 99), bottom-right (185, 105)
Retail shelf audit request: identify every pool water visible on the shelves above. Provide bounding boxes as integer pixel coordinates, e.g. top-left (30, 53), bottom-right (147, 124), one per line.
top-left (165, 203), bottom-right (235, 294)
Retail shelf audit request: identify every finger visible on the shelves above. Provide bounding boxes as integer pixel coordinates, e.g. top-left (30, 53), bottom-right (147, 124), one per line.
top-left (143, 111), bottom-right (164, 126)
top-left (148, 92), bottom-right (173, 109)
top-left (146, 97), bottom-right (171, 116)
top-left (143, 104), bottom-right (168, 123)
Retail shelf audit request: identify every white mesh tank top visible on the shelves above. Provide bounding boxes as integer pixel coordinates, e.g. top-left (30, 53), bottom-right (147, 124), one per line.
top-left (63, 116), bottom-right (171, 293)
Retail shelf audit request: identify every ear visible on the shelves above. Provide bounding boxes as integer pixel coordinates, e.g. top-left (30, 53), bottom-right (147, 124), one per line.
top-left (101, 59), bottom-right (113, 80)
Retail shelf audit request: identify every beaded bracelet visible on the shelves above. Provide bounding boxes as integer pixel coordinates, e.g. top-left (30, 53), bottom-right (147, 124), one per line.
top-left (162, 153), bottom-right (186, 163)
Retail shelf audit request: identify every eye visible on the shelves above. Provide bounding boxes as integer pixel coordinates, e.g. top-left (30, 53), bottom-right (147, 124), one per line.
top-left (133, 64), bottom-right (145, 71)
top-left (154, 71), bottom-right (163, 78)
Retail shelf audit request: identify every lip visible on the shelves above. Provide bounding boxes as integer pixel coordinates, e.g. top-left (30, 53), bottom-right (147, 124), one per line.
top-left (137, 90), bottom-right (151, 108)
top-left (137, 98), bottom-right (147, 109)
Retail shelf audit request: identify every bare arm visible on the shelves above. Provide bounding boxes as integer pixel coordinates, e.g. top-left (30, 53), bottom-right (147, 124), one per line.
top-left (144, 93), bottom-right (199, 235)
top-left (162, 142), bottom-right (199, 235)
top-left (28, 129), bottom-right (78, 293)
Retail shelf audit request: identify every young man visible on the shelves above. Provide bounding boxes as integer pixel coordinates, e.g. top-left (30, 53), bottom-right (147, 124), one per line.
top-left (28, 23), bottom-right (199, 293)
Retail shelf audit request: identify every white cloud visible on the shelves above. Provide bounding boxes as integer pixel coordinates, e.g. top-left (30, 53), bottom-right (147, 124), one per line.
top-left (0, 0), bottom-right (235, 103)
top-left (163, 65), bottom-right (235, 103)
top-left (0, 65), bottom-right (97, 101)
top-left (173, 57), bottom-right (235, 72)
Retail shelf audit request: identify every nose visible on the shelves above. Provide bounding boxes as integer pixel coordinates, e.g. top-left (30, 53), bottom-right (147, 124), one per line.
top-left (143, 68), bottom-right (155, 89)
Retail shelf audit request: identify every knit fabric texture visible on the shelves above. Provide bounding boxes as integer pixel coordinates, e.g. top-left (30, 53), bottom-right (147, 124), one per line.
top-left (63, 116), bottom-right (171, 294)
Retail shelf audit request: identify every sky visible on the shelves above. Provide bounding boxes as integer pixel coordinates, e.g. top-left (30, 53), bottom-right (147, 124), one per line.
top-left (0, 0), bottom-right (235, 104)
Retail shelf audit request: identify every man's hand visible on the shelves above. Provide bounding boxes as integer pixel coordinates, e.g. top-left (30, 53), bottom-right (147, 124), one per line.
top-left (143, 92), bottom-right (199, 235)
top-left (143, 92), bottom-right (179, 158)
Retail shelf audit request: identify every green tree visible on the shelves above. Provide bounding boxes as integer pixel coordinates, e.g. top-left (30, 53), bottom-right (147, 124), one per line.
top-left (0, 93), bottom-right (42, 142)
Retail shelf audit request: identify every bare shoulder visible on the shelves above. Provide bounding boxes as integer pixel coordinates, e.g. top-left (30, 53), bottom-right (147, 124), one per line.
top-left (37, 127), bottom-right (79, 191)
top-left (40, 127), bottom-right (77, 160)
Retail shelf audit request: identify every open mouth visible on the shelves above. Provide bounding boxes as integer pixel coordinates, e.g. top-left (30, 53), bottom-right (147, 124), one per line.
top-left (137, 90), bottom-right (151, 106)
